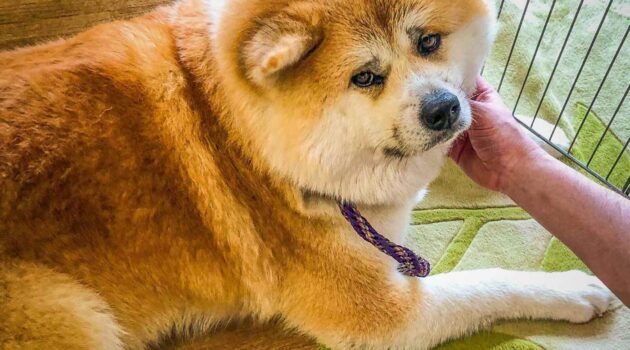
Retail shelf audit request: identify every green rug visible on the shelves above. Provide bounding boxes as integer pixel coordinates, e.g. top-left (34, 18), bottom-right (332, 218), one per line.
top-left (410, 1), bottom-right (630, 349)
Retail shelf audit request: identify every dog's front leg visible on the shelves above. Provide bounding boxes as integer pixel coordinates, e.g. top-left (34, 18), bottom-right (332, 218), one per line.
top-left (279, 262), bottom-right (613, 349)
top-left (410, 268), bottom-right (614, 349)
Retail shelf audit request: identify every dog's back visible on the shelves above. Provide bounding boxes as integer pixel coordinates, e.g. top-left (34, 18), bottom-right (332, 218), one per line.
top-left (0, 8), bottom-right (179, 215)
top-left (0, 8), bottom-right (184, 256)
top-left (0, 6), bottom-right (225, 348)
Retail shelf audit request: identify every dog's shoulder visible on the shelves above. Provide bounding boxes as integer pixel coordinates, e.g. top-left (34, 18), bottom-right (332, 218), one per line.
top-left (0, 5), bottom-right (186, 183)
top-left (0, 5), bottom-right (182, 108)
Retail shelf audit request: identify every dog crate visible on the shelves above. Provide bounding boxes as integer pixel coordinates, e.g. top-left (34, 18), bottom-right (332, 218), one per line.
top-left (482, 0), bottom-right (629, 197)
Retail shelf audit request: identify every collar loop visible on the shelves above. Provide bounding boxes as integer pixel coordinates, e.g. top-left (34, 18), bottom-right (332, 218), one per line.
top-left (339, 202), bottom-right (431, 278)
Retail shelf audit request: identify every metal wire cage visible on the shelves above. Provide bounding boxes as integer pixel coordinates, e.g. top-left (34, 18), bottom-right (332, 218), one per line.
top-left (483, 0), bottom-right (630, 197)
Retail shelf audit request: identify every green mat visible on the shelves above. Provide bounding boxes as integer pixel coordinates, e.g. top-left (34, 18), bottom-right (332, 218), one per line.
top-left (411, 1), bottom-right (630, 349)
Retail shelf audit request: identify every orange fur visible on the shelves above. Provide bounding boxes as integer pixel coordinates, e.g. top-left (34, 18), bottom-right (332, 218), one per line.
top-left (0, 1), bottom-right (491, 348)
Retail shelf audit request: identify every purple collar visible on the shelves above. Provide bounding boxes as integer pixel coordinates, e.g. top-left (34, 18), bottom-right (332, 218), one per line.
top-left (339, 202), bottom-right (431, 278)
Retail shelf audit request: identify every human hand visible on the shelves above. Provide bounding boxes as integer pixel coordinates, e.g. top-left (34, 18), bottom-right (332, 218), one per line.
top-left (449, 76), bottom-right (548, 193)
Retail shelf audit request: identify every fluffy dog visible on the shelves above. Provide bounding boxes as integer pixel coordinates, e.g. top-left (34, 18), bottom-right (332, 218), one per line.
top-left (0, 0), bottom-right (613, 349)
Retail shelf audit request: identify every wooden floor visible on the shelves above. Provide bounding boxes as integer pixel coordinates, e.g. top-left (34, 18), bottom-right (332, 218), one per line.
top-left (0, 0), bottom-right (172, 49)
top-left (0, 1), bottom-right (319, 349)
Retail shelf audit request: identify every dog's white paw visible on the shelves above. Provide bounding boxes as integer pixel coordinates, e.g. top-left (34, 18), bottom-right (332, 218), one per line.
top-left (540, 270), bottom-right (615, 323)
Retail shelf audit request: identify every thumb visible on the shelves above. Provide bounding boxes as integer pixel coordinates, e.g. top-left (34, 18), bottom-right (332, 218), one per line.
top-left (452, 136), bottom-right (486, 177)
top-left (474, 76), bottom-right (494, 96)
top-left (449, 132), bottom-right (469, 162)
top-left (469, 100), bottom-right (498, 130)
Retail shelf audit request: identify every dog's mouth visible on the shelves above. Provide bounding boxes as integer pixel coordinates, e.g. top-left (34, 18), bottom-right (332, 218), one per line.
top-left (422, 130), bottom-right (459, 151)
top-left (383, 129), bottom-right (461, 159)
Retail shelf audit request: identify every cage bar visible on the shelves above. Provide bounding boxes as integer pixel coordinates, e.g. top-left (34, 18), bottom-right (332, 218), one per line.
top-left (531, 0), bottom-right (585, 128)
top-left (514, 118), bottom-right (628, 198)
top-left (606, 138), bottom-right (630, 181)
top-left (567, 25), bottom-right (629, 153)
top-left (498, 0), bottom-right (531, 92)
top-left (587, 85), bottom-right (629, 167)
top-left (549, 0), bottom-right (613, 140)
top-left (497, 0), bottom-right (506, 19)
top-left (513, 0), bottom-right (557, 115)
top-left (481, 0), bottom-right (508, 76)
top-left (492, 0), bottom-right (628, 197)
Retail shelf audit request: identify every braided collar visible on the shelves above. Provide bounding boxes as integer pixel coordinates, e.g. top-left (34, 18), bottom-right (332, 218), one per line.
top-left (339, 202), bottom-right (431, 278)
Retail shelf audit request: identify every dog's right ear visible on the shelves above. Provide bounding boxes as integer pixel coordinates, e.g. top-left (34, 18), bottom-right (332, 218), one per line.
top-left (241, 10), bottom-right (322, 86)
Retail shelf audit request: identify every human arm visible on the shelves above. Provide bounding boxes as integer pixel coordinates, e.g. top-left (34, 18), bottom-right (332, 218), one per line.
top-left (450, 76), bottom-right (630, 305)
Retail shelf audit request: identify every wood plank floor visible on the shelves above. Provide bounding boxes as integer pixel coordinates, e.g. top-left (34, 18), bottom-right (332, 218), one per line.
top-left (0, 0), bottom-right (172, 49)
top-left (0, 1), bottom-right (320, 349)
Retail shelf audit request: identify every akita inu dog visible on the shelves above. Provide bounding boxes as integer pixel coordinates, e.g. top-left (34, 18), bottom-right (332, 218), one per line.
top-left (0, 0), bottom-right (612, 349)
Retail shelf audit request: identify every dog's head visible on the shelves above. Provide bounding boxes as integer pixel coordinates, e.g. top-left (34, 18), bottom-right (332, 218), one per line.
top-left (210, 0), bottom-right (496, 205)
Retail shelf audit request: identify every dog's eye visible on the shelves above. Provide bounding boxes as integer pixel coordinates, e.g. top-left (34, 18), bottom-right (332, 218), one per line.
top-left (351, 71), bottom-right (384, 88)
top-left (418, 33), bottom-right (441, 56)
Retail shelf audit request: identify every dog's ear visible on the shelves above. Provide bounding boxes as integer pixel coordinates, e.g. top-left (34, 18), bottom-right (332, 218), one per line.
top-left (242, 9), bottom-right (322, 85)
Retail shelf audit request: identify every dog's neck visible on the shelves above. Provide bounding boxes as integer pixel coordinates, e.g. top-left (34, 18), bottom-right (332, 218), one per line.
top-left (170, 0), bottom-right (327, 217)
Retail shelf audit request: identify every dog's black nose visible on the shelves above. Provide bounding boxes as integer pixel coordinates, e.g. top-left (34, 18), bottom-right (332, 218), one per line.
top-left (420, 90), bottom-right (461, 131)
